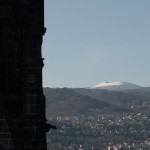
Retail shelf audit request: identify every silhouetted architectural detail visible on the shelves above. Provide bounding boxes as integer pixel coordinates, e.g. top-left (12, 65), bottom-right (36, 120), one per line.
top-left (0, 0), bottom-right (48, 149)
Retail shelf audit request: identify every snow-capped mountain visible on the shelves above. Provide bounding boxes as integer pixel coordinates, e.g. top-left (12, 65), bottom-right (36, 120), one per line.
top-left (92, 81), bottom-right (142, 91)
top-left (43, 85), bottom-right (58, 88)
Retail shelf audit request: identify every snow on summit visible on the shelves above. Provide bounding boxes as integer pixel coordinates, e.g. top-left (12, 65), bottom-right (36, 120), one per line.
top-left (92, 81), bottom-right (142, 91)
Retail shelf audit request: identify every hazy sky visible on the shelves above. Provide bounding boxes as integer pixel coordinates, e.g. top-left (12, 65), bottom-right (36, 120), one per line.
top-left (43, 0), bottom-right (150, 88)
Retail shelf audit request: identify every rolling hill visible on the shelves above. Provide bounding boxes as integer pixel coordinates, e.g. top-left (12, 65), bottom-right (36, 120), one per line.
top-left (44, 87), bottom-right (150, 118)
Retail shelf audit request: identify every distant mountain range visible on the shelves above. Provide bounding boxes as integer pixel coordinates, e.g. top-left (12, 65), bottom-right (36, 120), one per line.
top-left (44, 82), bottom-right (150, 118)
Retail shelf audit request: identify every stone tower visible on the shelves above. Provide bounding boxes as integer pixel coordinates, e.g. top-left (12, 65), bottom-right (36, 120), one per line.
top-left (0, 0), bottom-right (48, 149)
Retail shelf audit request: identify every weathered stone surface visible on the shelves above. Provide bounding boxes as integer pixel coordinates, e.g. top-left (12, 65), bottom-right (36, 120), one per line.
top-left (0, 0), bottom-right (47, 149)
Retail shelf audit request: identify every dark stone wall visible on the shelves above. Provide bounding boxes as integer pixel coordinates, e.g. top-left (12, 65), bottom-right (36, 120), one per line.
top-left (0, 0), bottom-right (47, 149)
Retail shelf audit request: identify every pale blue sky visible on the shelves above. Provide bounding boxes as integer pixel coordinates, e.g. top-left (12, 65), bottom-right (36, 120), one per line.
top-left (43, 0), bottom-right (150, 87)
